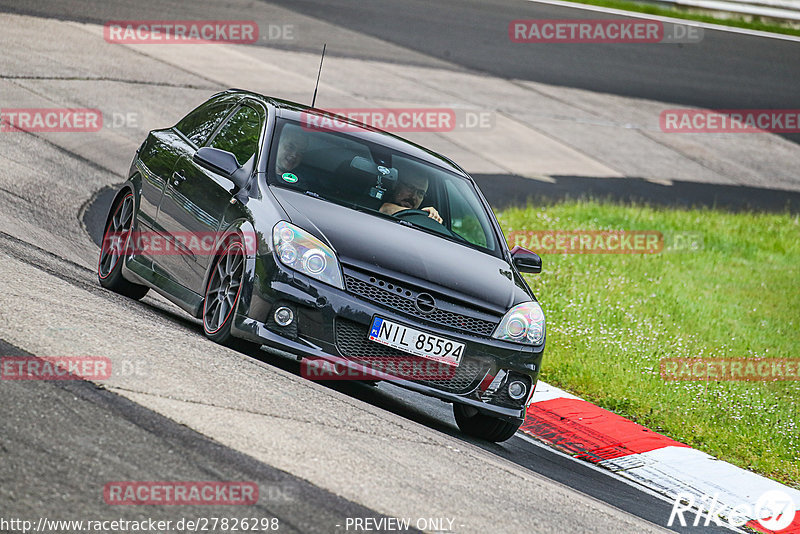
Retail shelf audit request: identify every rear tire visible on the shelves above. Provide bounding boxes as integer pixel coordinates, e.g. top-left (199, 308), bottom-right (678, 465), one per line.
top-left (453, 403), bottom-right (521, 442)
top-left (97, 192), bottom-right (149, 300)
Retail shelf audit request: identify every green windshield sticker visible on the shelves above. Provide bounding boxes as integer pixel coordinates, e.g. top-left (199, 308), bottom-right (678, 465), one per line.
top-left (282, 173), bottom-right (298, 183)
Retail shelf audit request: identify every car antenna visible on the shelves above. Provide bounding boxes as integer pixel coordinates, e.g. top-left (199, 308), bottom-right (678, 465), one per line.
top-left (311, 43), bottom-right (327, 109)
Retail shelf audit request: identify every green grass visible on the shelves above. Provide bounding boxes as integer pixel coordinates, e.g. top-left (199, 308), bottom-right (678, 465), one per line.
top-left (498, 200), bottom-right (800, 488)
top-left (559, 0), bottom-right (800, 37)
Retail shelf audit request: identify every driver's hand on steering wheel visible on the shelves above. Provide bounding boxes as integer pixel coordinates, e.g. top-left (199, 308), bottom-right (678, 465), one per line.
top-left (421, 206), bottom-right (442, 224)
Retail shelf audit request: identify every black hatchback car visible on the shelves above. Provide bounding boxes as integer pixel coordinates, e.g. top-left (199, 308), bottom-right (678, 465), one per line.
top-left (98, 89), bottom-right (545, 442)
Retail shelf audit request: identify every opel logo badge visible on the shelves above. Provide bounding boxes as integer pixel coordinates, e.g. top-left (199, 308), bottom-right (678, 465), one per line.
top-left (415, 293), bottom-right (436, 314)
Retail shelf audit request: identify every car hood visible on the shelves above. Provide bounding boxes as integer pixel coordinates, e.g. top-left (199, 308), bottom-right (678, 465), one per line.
top-left (271, 188), bottom-right (531, 312)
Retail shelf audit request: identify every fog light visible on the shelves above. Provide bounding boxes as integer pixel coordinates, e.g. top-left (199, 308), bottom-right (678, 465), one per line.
top-left (273, 306), bottom-right (294, 327)
top-left (508, 380), bottom-right (527, 400)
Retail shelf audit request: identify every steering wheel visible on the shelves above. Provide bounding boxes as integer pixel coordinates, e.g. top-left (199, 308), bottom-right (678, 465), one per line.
top-left (392, 209), bottom-right (432, 219)
top-left (391, 207), bottom-right (460, 238)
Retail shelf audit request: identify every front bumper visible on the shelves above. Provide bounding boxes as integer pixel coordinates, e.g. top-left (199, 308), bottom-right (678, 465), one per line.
top-left (232, 261), bottom-right (544, 423)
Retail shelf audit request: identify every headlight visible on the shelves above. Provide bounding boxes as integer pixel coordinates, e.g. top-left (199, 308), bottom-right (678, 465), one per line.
top-left (273, 221), bottom-right (343, 289)
top-left (493, 301), bottom-right (545, 345)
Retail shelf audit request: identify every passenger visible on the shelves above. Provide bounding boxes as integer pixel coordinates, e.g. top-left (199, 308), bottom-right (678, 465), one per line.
top-left (379, 174), bottom-right (442, 223)
top-left (275, 128), bottom-right (309, 176)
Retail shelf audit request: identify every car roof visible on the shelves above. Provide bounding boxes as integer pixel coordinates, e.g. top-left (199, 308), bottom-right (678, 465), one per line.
top-left (217, 89), bottom-right (469, 177)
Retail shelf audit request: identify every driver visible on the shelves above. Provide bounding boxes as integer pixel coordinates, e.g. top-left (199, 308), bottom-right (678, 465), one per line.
top-left (379, 174), bottom-right (442, 224)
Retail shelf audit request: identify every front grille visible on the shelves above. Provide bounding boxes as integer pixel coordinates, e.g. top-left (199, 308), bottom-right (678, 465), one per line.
top-left (344, 274), bottom-right (497, 337)
top-left (335, 318), bottom-right (490, 394)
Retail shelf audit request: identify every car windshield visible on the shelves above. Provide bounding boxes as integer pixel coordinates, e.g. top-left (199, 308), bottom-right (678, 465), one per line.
top-left (266, 118), bottom-right (500, 255)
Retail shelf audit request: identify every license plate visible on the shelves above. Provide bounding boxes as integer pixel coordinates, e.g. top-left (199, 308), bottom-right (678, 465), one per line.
top-left (368, 316), bottom-right (465, 366)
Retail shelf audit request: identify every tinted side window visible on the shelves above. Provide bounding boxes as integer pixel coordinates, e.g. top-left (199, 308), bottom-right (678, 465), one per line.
top-left (446, 181), bottom-right (490, 248)
top-left (175, 102), bottom-right (234, 146)
top-left (209, 106), bottom-right (263, 166)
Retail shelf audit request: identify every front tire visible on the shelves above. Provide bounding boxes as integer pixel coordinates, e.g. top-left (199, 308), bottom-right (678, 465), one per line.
top-left (203, 239), bottom-right (246, 345)
top-left (97, 192), bottom-right (149, 300)
top-left (453, 403), bottom-right (521, 442)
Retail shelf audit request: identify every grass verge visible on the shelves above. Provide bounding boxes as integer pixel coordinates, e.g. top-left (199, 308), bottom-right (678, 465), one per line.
top-left (556, 0), bottom-right (800, 37)
top-left (498, 200), bottom-right (800, 488)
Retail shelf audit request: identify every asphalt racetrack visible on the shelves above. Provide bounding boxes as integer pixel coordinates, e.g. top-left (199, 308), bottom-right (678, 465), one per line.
top-left (0, 1), bottom-right (797, 533)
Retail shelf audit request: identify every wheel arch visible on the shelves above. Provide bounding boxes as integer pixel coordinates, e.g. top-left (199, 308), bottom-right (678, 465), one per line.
top-left (101, 179), bottom-right (140, 239)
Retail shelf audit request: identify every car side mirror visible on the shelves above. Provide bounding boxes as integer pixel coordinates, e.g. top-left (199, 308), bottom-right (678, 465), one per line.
top-left (510, 245), bottom-right (542, 274)
top-left (194, 147), bottom-right (248, 190)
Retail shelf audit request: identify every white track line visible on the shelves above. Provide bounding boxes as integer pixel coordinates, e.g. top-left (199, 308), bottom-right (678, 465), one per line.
top-left (524, 0), bottom-right (800, 42)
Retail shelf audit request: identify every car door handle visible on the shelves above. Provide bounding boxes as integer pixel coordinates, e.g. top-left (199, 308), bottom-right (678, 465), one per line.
top-left (172, 171), bottom-right (186, 186)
